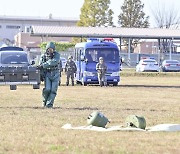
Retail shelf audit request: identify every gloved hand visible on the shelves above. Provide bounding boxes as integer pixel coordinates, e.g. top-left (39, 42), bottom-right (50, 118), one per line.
top-left (49, 52), bottom-right (54, 59)
top-left (37, 65), bottom-right (43, 69)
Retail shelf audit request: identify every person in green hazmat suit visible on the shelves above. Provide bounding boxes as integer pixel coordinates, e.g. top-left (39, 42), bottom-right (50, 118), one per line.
top-left (38, 42), bottom-right (60, 108)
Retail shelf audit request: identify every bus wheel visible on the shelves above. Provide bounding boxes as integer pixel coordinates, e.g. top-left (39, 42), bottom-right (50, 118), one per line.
top-left (83, 82), bottom-right (87, 86)
top-left (113, 82), bottom-right (118, 86)
top-left (76, 80), bottom-right (82, 85)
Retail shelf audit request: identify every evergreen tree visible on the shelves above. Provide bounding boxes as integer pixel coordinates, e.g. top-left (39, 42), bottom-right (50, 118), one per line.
top-left (77, 0), bottom-right (114, 27)
top-left (118, 0), bottom-right (149, 28)
top-left (107, 9), bottom-right (115, 27)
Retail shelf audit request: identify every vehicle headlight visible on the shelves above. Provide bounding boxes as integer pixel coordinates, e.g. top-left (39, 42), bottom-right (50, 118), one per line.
top-left (111, 72), bottom-right (120, 76)
top-left (22, 75), bottom-right (29, 81)
top-left (84, 71), bottom-right (94, 76)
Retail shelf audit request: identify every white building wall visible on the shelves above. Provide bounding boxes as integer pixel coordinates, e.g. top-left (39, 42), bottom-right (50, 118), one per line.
top-left (0, 16), bottom-right (78, 43)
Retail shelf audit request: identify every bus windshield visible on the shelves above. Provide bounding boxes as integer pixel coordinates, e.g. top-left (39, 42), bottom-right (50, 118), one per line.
top-left (85, 48), bottom-right (119, 62)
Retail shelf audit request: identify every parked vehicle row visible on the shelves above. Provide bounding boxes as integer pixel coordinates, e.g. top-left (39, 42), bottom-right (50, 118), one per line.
top-left (161, 60), bottom-right (180, 72)
top-left (135, 58), bottom-right (180, 72)
top-left (136, 58), bottom-right (159, 72)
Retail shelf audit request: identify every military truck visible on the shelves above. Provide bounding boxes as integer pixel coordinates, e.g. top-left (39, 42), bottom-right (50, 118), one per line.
top-left (0, 46), bottom-right (40, 90)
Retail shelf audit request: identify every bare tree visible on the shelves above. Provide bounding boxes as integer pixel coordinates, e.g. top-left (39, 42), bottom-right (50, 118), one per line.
top-left (151, 1), bottom-right (180, 59)
top-left (151, 1), bottom-right (180, 29)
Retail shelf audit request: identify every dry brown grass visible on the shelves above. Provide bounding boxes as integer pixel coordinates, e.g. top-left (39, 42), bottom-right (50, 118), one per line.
top-left (0, 73), bottom-right (180, 154)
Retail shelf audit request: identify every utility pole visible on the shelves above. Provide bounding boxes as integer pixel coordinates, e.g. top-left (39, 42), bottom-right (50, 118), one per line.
top-left (128, 38), bottom-right (131, 66)
top-left (169, 38), bottom-right (173, 60)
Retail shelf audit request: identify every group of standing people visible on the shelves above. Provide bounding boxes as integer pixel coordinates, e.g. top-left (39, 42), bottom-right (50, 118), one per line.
top-left (38, 42), bottom-right (107, 108)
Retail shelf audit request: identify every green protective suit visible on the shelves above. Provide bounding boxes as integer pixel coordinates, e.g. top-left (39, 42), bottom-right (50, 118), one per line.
top-left (39, 42), bottom-right (60, 108)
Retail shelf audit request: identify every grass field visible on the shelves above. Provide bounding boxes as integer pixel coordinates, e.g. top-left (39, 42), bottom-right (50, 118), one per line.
top-left (0, 72), bottom-right (180, 154)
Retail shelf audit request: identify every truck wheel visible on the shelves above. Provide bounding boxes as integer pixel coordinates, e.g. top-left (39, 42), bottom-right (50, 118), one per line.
top-left (33, 84), bottom-right (40, 89)
top-left (10, 85), bottom-right (17, 90)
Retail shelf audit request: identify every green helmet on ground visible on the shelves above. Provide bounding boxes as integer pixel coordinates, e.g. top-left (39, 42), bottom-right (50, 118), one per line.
top-left (126, 115), bottom-right (146, 129)
top-left (87, 111), bottom-right (109, 128)
top-left (46, 42), bottom-right (55, 50)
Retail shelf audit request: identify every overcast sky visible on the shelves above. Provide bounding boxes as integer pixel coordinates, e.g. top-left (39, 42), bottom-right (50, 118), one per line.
top-left (0, 0), bottom-right (180, 27)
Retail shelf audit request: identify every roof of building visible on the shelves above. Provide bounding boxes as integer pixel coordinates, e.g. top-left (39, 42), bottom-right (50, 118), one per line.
top-left (31, 26), bottom-right (180, 39)
top-left (0, 15), bottom-right (78, 22)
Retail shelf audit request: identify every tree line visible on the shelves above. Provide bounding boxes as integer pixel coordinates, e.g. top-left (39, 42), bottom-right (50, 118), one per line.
top-left (78, 0), bottom-right (180, 29)
top-left (75, 0), bottom-right (180, 53)
top-left (40, 0), bottom-right (180, 52)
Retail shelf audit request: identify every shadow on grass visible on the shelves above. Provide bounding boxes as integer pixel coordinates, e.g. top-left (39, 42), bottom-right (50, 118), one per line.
top-left (120, 85), bottom-right (180, 89)
top-left (0, 106), bottom-right (48, 109)
top-left (103, 107), bottom-right (168, 112)
top-left (0, 106), bottom-right (99, 111)
top-left (0, 106), bottom-right (168, 113)
top-left (60, 84), bottom-right (180, 88)
top-left (63, 107), bottom-right (99, 111)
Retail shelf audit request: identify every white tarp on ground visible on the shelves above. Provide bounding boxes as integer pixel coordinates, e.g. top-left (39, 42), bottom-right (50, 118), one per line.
top-left (62, 124), bottom-right (180, 132)
top-left (147, 124), bottom-right (180, 132)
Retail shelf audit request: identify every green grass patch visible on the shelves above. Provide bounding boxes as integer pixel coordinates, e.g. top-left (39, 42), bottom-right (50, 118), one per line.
top-left (50, 145), bottom-right (66, 152)
top-left (0, 75), bottom-right (180, 153)
top-left (121, 69), bottom-right (180, 77)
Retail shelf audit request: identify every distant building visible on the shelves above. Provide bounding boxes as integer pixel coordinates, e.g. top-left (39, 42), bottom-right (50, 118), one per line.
top-left (14, 32), bottom-right (72, 51)
top-left (134, 40), bottom-right (180, 54)
top-left (134, 41), bottom-right (159, 54)
top-left (0, 15), bottom-right (78, 47)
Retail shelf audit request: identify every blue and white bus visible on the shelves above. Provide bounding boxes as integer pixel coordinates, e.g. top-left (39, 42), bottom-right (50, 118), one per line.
top-left (74, 38), bottom-right (121, 86)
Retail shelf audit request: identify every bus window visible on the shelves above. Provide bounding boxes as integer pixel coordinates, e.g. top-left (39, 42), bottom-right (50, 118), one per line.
top-left (85, 48), bottom-right (119, 62)
top-left (74, 49), bottom-right (77, 61)
top-left (78, 49), bottom-right (81, 61)
top-left (86, 49), bottom-right (98, 62)
top-left (76, 48), bottom-right (79, 61)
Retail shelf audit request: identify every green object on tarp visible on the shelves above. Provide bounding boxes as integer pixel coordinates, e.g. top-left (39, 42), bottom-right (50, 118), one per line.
top-left (87, 111), bottom-right (109, 128)
top-left (126, 115), bottom-right (146, 129)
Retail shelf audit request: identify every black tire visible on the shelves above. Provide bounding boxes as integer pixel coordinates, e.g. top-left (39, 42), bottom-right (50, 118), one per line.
top-left (162, 67), bottom-right (166, 72)
top-left (33, 84), bottom-right (40, 89)
top-left (76, 80), bottom-right (82, 85)
top-left (113, 82), bottom-right (118, 86)
top-left (10, 85), bottom-right (17, 90)
top-left (83, 82), bottom-right (87, 86)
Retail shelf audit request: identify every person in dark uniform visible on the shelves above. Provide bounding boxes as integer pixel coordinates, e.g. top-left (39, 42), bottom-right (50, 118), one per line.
top-left (96, 57), bottom-right (107, 87)
top-left (65, 55), bottom-right (77, 86)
